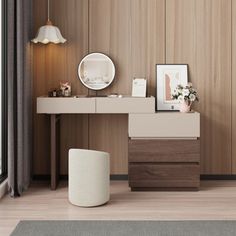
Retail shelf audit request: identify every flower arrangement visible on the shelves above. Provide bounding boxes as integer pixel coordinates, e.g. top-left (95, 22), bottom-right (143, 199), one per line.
top-left (172, 83), bottom-right (199, 103)
top-left (172, 83), bottom-right (199, 112)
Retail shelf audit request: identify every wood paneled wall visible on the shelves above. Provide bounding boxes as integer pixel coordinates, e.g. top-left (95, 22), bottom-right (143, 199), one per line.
top-left (33, 0), bottom-right (235, 176)
top-left (166, 0), bottom-right (232, 174)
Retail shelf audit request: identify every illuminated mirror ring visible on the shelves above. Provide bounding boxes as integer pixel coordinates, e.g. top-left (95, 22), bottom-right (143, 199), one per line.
top-left (78, 53), bottom-right (116, 91)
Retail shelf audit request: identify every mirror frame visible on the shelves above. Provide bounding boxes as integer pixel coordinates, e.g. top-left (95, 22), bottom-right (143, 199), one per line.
top-left (78, 52), bottom-right (116, 91)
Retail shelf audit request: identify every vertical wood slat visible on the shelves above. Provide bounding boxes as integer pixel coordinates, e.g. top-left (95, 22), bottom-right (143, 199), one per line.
top-left (232, 0), bottom-right (236, 174)
top-left (51, 0), bottom-right (89, 175)
top-left (89, 0), bottom-right (132, 95)
top-left (130, 0), bottom-right (165, 96)
top-left (33, 0), bottom-right (89, 175)
top-left (88, 0), bottom-right (166, 174)
top-left (88, 0), bottom-right (131, 174)
top-left (166, 0), bottom-right (232, 174)
top-left (33, 0), bottom-right (50, 175)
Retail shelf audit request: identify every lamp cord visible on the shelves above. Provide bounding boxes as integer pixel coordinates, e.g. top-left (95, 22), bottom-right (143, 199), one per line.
top-left (47, 0), bottom-right (50, 21)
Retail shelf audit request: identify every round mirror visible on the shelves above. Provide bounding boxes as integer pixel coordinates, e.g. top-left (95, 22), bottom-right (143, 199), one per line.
top-left (78, 53), bottom-right (115, 90)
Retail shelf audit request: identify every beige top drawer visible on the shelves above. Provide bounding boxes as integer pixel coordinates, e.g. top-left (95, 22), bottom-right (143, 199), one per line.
top-left (96, 97), bottom-right (155, 114)
top-left (128, 112), bottom-right (200, 138)
top-left (37, 97), bottom-right (96, 114)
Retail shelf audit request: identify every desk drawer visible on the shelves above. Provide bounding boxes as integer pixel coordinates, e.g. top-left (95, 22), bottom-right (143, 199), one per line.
top-left (129, 113), bottom-right (200, 138)
top-left (96, 97), bottom-right (155, 113)
top-left (37, 97), bottom-right (96, 114)
top-left (129, 163), bottom-right (200, 188)
top-left (129, 139), bottom-right (200, 163)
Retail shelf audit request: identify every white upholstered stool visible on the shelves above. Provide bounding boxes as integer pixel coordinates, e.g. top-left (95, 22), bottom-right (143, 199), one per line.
top-left (68, 149), bottom-right (110, 207)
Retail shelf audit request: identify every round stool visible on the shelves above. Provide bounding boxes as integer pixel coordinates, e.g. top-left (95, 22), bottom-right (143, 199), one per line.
top-left (68, 149), bottom-right (110, 207)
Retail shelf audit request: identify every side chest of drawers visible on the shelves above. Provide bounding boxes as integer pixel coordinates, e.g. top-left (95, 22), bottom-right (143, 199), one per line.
top-left (128, 112), bottom-right (200, 191)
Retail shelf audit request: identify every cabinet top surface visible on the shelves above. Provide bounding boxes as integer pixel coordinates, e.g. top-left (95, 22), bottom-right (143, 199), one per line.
top-left (37, 96), bottom-right (199, 115)
top-left (37, 95), bottom-right (155, 99)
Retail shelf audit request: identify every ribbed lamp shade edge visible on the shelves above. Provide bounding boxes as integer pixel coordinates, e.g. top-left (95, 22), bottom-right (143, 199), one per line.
top-left (31, 25), bottom-right (66, 44)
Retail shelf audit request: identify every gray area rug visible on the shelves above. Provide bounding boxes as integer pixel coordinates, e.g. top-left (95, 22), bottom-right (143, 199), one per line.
top-left (11, 220), bottom-right (236, 236)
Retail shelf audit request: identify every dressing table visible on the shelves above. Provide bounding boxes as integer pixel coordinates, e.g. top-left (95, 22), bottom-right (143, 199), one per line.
top-left (37, 52), bottom-right (200, 190)
top-left (37, 96), bottom-right (200, 190)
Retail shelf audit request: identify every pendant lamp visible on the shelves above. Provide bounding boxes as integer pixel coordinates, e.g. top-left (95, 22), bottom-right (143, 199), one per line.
top-left (32, 0), bottom-right (66, 44)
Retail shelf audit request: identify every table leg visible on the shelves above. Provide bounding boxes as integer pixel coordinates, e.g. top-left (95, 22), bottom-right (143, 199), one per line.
top-left (50, 114), bottom-right (60, 190)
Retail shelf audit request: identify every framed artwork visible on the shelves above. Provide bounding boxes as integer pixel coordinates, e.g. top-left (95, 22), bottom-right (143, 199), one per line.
top-left (156, 64), bottom-right (188, 111)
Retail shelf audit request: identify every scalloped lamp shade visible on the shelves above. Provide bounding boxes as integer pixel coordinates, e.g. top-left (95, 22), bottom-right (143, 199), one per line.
top-left (32, 21), bottom-right (66, 44)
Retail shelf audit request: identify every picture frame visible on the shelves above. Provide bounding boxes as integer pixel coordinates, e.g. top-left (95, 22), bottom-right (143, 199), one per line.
top-left (156, 64), bottom-right (188, 111)
top-left (132, 78), bottom-right (147, 97)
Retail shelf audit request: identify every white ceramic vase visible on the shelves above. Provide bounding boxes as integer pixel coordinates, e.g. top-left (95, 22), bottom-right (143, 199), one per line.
top-left (180, 100), bottom-right (192, 113)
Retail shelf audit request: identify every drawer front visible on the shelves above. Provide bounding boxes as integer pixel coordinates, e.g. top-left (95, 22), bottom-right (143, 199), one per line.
top-left (129, 164), bottom-right (200, 188)
top-left (129, 139), bottom-right (200, 163)
top-left (37, 97), bottom-right (96, 114)
top-left (128, 113), bottom-right (200, 138)
top-left (96, 97), bottom-right (155, 114)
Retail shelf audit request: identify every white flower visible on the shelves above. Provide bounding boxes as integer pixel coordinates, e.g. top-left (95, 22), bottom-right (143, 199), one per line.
top-left (173, 89), bottom-right (178, 96)
top-left (178, 95), bottom-right (184, 102)
top-left (182, 89), bottom-right (190, 96)
top-left (177, 88), bottom-right (182, 94)
top-left (189, 94), bottom-right (196, 102)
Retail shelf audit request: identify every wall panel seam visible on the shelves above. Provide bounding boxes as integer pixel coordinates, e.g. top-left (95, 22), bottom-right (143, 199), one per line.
top-left (231, 0), bottom-right (233, 174)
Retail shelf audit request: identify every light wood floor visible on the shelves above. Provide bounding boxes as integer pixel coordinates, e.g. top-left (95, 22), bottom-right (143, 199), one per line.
top-left (1, 181), bottom-right (236, 236)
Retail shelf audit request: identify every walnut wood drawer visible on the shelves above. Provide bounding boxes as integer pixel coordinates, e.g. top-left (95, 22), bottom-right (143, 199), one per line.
top-left (129, 164), bottom-right (200, 188)
top-left (129, 139), bottom-right (200, 163)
